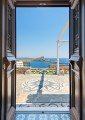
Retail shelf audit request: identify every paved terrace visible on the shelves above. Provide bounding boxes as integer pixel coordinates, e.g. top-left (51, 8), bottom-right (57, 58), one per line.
top-left (16, 73), bottom-right (69, 106)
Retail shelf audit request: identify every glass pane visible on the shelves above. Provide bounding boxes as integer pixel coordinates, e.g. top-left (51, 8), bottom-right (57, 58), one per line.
top-left (73, 4), bottom-right (79, 52)
top-left (8, 4), bottom-right (12, 52)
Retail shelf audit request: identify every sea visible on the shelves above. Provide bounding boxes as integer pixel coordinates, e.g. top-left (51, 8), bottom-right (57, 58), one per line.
top-left (16, 58), bottom-right (69, 68)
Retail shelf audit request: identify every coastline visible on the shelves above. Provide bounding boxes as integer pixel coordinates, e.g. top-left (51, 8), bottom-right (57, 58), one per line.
top-left (16, 58), bottom-right (69, 67)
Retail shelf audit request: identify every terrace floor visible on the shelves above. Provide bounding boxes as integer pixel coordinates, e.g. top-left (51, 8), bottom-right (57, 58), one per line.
top-left (16, 73), bottom-right (69, 109)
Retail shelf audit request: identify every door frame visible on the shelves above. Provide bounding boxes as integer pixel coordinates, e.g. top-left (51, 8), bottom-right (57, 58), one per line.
top-left (1, 0), bottom-right (85, 120)
top-left (15, 0), bottom-right (71, 108)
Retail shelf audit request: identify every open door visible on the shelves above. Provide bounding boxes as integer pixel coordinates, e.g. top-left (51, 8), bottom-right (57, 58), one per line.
top-left (3, 0), bottom-right (16, 120)
top-left (70, 0), bottom-right (82, 120)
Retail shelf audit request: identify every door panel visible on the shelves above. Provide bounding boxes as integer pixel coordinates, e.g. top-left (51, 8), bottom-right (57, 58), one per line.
top-left (7, 73), bottom-right (11, 112)
top-left (4, 1), bottom-right (16, 120)
top-left (70, 1), bottom-right (82, 120)
top-left (74, 63), bottom-right (80, 114)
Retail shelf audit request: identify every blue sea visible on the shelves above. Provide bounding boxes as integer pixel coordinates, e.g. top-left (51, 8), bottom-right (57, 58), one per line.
top-left (16, 58), bottom-right (69, 68)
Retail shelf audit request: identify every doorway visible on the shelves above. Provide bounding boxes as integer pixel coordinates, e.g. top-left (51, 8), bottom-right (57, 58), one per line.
top-left (16, 7), bottom-right (70, 111)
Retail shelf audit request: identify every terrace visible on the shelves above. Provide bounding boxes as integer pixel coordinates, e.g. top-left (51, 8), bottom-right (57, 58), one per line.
top-left (16, 64), bottom-right (69, 111)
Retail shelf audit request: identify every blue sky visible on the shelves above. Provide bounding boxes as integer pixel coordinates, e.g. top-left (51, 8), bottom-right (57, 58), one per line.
top-left (16, 7), bottom-right (69, 58)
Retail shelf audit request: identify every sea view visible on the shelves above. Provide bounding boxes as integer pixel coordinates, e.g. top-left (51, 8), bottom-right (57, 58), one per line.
top-left (16, 58), bottom-right (69, 68)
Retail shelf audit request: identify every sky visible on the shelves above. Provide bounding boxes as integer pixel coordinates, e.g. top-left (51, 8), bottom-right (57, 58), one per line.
top-left (16, 7), bottom-right (69, 58)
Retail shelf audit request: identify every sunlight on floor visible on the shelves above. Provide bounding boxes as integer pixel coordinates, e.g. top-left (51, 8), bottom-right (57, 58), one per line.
top-left (16, 74), bottom-right (69, 103)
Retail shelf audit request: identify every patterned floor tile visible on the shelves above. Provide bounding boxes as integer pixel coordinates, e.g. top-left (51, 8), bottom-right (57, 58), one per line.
top-left (16, 103), bottom-right (69, 108)
top-left (15, 113), bottom-right (70, 120)
top-left (16, 74), bottom-right (69, 103)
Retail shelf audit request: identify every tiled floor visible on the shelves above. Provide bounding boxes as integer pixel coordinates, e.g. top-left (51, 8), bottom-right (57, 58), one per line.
top-left (16, 74), bottom-right (69, 103)
top-left (15, 113), bottom-right (70, 120)
top-left (16, 74), bottom-right (70, 119)
top-left (16, 102), bottom-right (69, 108)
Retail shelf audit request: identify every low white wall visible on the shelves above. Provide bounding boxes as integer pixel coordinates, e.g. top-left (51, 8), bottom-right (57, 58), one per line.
top-left (16, 61), bottom-right (23, 68)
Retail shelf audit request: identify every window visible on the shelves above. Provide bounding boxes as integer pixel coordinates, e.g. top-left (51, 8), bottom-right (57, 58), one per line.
top-left (8, 4), bottom-right (12, 52)
top-left (73, 3), bottom-right (79, 53)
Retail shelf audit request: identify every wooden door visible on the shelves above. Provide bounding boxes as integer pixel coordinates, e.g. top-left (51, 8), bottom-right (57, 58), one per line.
top-left (4, 0), bottom-right (16, 120)
top-left (70, 1), bottom-right (82, 120)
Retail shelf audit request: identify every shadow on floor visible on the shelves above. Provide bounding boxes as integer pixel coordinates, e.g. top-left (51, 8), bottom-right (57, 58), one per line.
top-left (26, 94), bottom-right (69, 103)
top-left (25, 72), bottom-right (69, 103)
